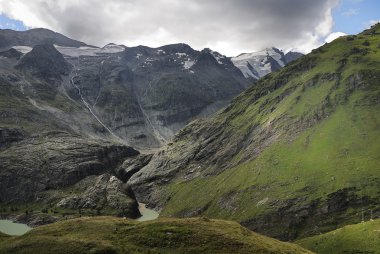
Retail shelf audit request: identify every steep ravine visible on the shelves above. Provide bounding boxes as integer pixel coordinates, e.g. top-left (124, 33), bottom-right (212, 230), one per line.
top-left (69, 61), bottom-right (125, 143)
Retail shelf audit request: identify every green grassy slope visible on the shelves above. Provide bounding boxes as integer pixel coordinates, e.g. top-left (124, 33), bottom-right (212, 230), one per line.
top-left (0, 217), bottom-right (312, 254)
top-left (130, 24), bottom-right (380, 240)
top-left (297, 219), bottom-right (380, 254)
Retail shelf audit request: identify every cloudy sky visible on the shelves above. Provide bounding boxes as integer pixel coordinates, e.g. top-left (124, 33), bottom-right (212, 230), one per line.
top-left (0, 0), bottom-right (379, 56)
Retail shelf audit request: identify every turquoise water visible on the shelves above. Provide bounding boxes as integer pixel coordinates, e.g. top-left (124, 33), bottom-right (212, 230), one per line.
top-left (0, 220), bottom-right (31, 235)
top-left (0, 203), bottom-right (158, 235)
top-left (137, 203), bottom-right (159, 222)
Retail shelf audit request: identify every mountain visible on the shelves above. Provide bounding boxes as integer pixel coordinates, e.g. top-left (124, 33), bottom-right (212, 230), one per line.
top-left (128, 24), bottom-right (380, 240)
top-left (58, 43), bottom-right (249, 148)
top-left (0, 28), bottom-right (88, 49)
top-left (4, 41), bottom-right (249, 149)
top-left (0, 217), bottom-right (313, 254)
top-left (297, 219), bottom-right (380, 254)
top-left (16, 44), bottom-right (71, 80)
top-left (0, 28), bottom-right (250, 223)
top-left (284, 51), bottom-right (304, 63)
top-left (231, 47), bottom-right (303, 81)
top-left (0, 29), bottom-right (301, 150)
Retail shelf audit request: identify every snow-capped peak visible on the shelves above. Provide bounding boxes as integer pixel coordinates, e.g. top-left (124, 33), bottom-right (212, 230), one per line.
top-left (231, 47), bottom-right (302, 80)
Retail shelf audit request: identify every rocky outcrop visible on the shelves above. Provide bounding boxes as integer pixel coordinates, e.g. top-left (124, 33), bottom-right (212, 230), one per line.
top-left (0, 48), bottom-right (22, 59)
top-left (55, 173), bottom-right (140, 218)
top-left (114, 154), bottom-right (153, 182)
top-left (0, 132), bottom-right (140, 219)
top-left (16, 44), bottom-right (71, 80)
top-left (10, 213), bottom-right (59, 227)
top-left (241, 188), bottom-right (379, 241)
top-left (0, 128), bottom-right (24, 148)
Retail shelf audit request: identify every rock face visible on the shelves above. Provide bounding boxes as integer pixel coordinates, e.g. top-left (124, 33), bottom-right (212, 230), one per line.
top-left (0, 48), bottom-right (22, 59)
top-left (16, 44), bottom-right (71, 80)
top-left (115, 154), bottom-right (153, 182)
top-left (0, 128), bottom-right (24, 148)
top-left (62, 43), bottom-right (249, 148)
top-left (0, 132), bottom-right (140, 219)
top-left (55, 173), bottom-right (139, 218)
top-left (128, 24), bottom-right (380, 240)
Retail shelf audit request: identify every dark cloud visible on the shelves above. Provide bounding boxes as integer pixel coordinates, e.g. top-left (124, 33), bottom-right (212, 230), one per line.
top-left (0, 0), bottom-right (339, 55)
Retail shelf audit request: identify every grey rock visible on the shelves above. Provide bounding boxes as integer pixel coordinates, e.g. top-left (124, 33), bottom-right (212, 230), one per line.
top-left (56, 173), bottom-right (140, 218)
top-left (0, 127), bottom-right (24, 148)
top-left (115, 154), bottom-right (153, 182)
top-left (0, 48), bottom-right (22, 59)
top-left (0, 132), bottom-right (140, 217)
top-left (16, 43), bottom-right (71, 81)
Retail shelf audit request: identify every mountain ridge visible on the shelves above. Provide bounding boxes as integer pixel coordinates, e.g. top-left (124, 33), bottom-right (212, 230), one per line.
top-left (0, 28), bottom-right (89, 49)
top-left (128, 23), bottom-right (380, 240)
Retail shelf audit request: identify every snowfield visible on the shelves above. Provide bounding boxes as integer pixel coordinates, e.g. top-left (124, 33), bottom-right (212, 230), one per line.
top-left (54, 45), bottom-right (125, 57)
top-left (231, 47), bottom-right (286, 79)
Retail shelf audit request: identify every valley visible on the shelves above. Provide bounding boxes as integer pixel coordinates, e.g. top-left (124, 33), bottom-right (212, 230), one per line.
top-left (0, 27), bottom-right (293, 227)
top-left (0, 19), bottom-right (379, 254)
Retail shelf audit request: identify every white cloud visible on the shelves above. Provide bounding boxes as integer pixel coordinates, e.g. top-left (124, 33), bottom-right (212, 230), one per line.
top-left (367, 20), bottom-right (380, 27)
top-left (350, 0), bottom-right (363, 3)
top-left (0, 0), bottom-right (339, 56)
top-left (342, 8), bottom-right (359, 16)
top-left (325, 32), bottom-right (347, 43)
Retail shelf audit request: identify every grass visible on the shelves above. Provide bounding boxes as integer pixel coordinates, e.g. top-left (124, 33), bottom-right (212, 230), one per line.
top-left (297, 218), bottom-right (380, 254)
top-left (148, 24), bottom-right (380, 239)
top-left (0, 216), bottom-right (312, 254)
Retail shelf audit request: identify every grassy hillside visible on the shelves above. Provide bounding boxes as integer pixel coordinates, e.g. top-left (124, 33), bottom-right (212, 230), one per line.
top-left (297, 219), bottom-right (380, 254)
top-left (0, 217), bottom-right (312, 254)
top-left (129, 24), bottom-right (380, 240)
